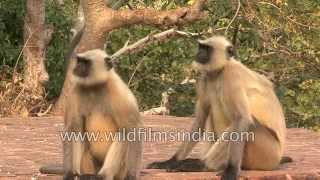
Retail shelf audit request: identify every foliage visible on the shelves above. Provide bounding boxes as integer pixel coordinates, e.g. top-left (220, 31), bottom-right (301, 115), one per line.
top-left (44, 0), bottom-right (75, 99)
top-left (234, 0), bottom-right (320, 130)
top-left (0, 0), bottom-right (25, 72)
top-left (0, 0), bottom-right (319, 130)
top-left (107, 25), bottom-right (198, 112)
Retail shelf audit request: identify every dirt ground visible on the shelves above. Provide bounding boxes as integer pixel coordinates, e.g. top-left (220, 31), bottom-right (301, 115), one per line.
top-left (0, 115), bottom-right (319, 179)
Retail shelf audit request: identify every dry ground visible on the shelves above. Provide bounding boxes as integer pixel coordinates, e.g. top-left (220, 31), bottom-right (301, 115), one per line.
top-left (0, 116), bottom-right (319, 179)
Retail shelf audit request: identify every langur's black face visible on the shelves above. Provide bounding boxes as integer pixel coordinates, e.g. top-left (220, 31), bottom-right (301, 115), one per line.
top-left (73, 56), bottom-right (113, 78)
top-left (194, 37), bottom-right (237, 72)
top-left (196, 43), bottom-right (213, 64)
top-left (196, 42), bottom-right (236, 65)
top-left (73, 56), bottom-right (92, 78)
top-left (72, 49), bottom-right (114, 86)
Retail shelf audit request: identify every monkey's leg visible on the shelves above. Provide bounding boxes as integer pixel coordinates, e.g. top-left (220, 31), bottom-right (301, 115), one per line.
top-left (242, 125), bottom-right (282, 170)
top-left (164, 116), bottom-right (215, 172)
top-left (146, 118), bottom-right (204, 170)
top-left (147, 100), bottom-right (209, 170)
top-left (202, 120), bottom-right (253, 180)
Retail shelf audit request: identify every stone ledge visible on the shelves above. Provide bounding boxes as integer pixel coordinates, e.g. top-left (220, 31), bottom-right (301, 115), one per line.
top-left (0, 116), bottom-right (319, 179)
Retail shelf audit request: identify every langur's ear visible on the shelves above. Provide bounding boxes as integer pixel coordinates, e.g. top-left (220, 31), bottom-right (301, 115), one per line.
top-left (226, 45), bottom-right (236, 59)
top-left (104, 56), bottom-right (113, 70)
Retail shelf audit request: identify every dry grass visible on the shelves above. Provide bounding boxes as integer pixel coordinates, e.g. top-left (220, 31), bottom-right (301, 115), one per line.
top-left (0, 66), bottom-right (52, 118)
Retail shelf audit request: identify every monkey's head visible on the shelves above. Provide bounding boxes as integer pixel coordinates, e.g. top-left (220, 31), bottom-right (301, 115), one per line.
top-left (71, 49), bottom-right (114, 87)
top-left (193, 36), bottom-right (236, 72)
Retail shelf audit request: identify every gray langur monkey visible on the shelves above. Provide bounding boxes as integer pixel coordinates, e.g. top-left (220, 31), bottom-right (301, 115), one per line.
top-left (62, 49), bottom-right (143, 180)
top-left (147, 36), bottom-right (291, 179)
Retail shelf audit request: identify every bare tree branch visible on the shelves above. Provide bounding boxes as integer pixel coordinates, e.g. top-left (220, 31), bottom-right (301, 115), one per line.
top-left (71, 3), bottom-right (85, 39)
top-left (110, 0), bottom-right (207, 29)
top-left (82, 0), bottom-right (108, 16)
top-left (55, 0), bottom-right (208, 114)
top-left (110, 28), bottom-right (203, 61)
top-left (45, 25), bottom-right (54, 46)
top-left (225, 0), bottom-right (241, 34)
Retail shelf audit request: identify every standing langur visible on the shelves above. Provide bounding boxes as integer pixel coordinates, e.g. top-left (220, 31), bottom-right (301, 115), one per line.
top-left (148, 36), bottom-right (289, 179)
top-left (63, 49), bottom-right (143, 180)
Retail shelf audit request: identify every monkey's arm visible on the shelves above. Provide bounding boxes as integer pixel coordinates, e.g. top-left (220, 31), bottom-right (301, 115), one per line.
top-left (147, 98), bottom-right (210, 169)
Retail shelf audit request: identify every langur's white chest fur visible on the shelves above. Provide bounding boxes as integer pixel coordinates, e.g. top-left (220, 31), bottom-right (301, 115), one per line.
top-left (207, 76), bottom-right (231, 137)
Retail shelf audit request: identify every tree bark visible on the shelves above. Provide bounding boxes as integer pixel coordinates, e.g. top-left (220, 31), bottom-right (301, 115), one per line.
top-left (23, 0), bottom-right (48, 94)
top-left (54, 0), bottom-right (207, 115)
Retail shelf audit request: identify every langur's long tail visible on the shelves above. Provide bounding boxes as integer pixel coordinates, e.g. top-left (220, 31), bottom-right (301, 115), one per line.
top-left (280, 156), bottom-right (293, 164)
top-left (39, 164), bottom-right (64, 175)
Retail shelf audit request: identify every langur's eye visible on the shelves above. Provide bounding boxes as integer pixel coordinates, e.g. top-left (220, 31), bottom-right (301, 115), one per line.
top-left (77, 57), bottom-right (91, 66)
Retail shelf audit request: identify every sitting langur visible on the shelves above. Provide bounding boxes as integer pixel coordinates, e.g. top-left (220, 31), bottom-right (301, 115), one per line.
top-left (63, 49), bottom-right (143, 180)
top-left (148, 36), bottom-right (289, 179)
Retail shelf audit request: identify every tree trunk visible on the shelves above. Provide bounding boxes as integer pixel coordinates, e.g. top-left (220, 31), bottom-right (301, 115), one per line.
top-left (23, 0), bottom-right (48, 94)
top-left (54, 0), bottom-right (207, 115)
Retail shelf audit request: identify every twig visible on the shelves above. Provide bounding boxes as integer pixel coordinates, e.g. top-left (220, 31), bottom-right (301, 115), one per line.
top-left (13, 30), bottom-right (34, 83)
top-left (176, 30), bottom-right (204, 37)
top-left (127, 3), bottom-right (133, 10)
top-left (12, 86), bottom-right (25, 107)
top-left (225, 0), bottom-right (241, 34)
top-left (232, 23), bottom-right (240, 46)
top-left (258, 2), bottom-right (280, 10)
top-left (258, 1), bottom-right (318, 30)
top-left (128, 57), bottom-right (145, 87)
top-left (251, 52), bottom-right (277, 58)
top-left (37, 104), bottom-right (53, 117)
